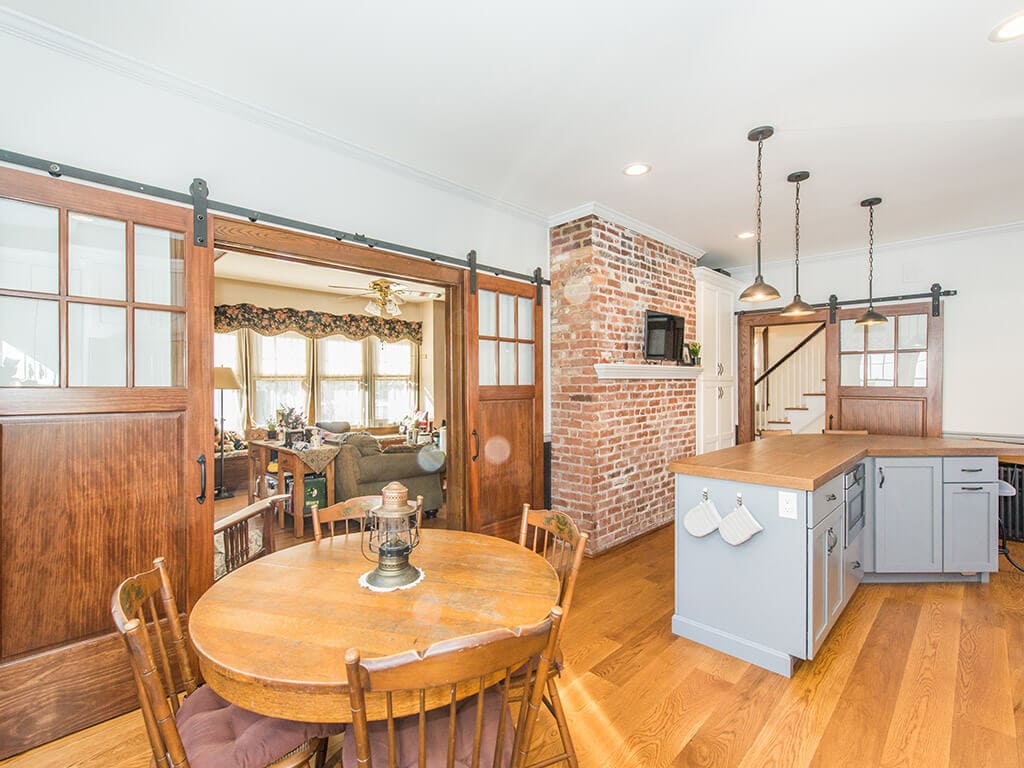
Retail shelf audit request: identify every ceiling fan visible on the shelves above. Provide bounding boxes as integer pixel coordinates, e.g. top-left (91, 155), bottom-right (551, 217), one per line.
top-left (327, 278), bottom-right (440, 318)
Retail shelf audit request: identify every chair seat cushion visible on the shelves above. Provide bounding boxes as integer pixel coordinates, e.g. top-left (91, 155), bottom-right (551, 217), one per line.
top-left (341, 687), bottom-right (513, 768)
top-left (172, 685), bottom-right (342, 768)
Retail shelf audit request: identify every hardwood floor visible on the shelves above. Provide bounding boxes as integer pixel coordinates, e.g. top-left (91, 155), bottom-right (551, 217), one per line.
top-left (4, 526), bottom-right (1023, 768)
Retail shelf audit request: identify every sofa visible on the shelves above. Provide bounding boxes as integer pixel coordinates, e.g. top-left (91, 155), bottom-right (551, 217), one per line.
top-left (317, 422), bottom-right (446, 513)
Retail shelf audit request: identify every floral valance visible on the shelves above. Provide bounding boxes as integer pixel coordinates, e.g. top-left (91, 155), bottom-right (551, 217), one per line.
top-left (215, 303), bottom-right (422, 344)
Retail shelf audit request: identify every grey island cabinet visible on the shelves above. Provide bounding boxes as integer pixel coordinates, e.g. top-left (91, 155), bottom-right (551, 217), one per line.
top-left (669, 436), bottom-right (1017, 677)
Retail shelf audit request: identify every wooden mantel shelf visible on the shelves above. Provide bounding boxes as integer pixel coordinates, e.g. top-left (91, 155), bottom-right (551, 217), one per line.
top-left (594, 363), bottom-right (703, 380)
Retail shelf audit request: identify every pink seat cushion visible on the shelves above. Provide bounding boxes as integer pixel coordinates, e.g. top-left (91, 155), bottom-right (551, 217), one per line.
top-left (170, 685), bottom-right (342, 768)
top-left (342, 687), bottom-right (513, 768)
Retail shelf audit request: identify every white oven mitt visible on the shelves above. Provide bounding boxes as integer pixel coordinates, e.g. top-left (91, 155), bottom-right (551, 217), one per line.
top-left (718, 500), bottom-right (764, 546)
top-left (684, 497), bottom-right (722, 537)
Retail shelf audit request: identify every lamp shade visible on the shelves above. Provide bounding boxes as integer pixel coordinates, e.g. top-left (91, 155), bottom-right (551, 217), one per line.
top-left (213, 366), bottom-right (242, 390)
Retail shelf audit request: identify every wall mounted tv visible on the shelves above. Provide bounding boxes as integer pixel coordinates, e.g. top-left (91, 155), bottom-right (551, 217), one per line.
top-left (644, 310), bottom-right (686, 362)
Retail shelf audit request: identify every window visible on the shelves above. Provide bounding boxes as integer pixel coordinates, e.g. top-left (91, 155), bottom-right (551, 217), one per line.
top-left (214, 332), bottom-right (243, 433)
top-left (315, 336), bottom-right (419, 427)
top-left (839, 312), bottom-right (929, 388)
top-left (478, 290), bottom-right (534, 386)
top-left (0, 198), bottom-right (186, 388)
top-left (253, 332), bottom-right (308, 426)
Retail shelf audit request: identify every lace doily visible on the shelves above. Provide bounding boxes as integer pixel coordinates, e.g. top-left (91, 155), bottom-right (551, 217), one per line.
top-left (358, 567), bottom-right (425, 592)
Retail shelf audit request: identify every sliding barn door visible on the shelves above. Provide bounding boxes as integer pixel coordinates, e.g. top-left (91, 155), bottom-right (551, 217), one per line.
top-left (465, 274), bottom-right (544, 539)
top-left (0, 168), bottom-right (212, 757)
top-left (825, 301), bottom-right (942, 436)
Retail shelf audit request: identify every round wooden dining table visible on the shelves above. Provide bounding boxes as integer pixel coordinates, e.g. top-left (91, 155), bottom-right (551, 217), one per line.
top-left (189, 529), bottom-right (560, 723)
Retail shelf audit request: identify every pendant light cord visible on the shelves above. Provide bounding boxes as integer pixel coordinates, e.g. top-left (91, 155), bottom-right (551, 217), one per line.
top-left (755, 139), bottom-right (764, 272)
top-left (867, 205), bottom-right (875, 309)
top-left (793, 180), bottom-right (801, 294)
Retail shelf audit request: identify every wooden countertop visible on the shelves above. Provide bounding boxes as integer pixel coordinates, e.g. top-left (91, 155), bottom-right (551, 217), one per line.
top-left (669, 434), bottom-right (1024, 491)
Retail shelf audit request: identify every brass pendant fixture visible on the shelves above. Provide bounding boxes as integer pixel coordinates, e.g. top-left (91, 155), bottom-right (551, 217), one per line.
top-left (855, 197), bottom-right (887, 326)
top-left (781, 171), bottom-right (815, 316)
top-left (739, 126), bottom-right (781, 303)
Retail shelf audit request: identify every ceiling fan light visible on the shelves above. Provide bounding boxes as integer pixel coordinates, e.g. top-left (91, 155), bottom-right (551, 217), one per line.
top-left (780, 295), bottom-right (815, 316)
top-left (385, 299), bottom-right (401, 316)
top-left (365, 300), bottom-right (382, 317)
top-left (739, 274), bottom-right (781, 302)
top-left (855, 307), bottom-right (888, 326)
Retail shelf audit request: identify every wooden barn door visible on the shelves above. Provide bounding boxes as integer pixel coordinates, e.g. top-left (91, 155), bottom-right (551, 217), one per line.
top-left (465, 274), bottom-right (544, 539)
top-left (0, 168), bottom-right (212, 757)
top-left (825, 301), bottom-right (942, 436)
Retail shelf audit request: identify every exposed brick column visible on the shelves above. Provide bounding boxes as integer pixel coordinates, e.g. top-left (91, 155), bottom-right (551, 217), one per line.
top-left (550, 215), bottom-right (698, 554)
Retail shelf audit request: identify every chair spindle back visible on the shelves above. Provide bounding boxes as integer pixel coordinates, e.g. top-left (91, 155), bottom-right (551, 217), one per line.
top-left (518, 506), bottom-right (588, 627)
top-left (313, 494), bottom-right (423, 542)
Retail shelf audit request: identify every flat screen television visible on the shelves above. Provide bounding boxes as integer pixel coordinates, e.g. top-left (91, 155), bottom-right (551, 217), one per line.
top-left (644, 310), bottom-right (686, 362)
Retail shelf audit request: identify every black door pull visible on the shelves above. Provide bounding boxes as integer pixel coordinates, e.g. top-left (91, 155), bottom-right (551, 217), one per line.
top-left (471, 430), bottom-right (480, 462)
top-left (196, 454), bottom-right (207, 504)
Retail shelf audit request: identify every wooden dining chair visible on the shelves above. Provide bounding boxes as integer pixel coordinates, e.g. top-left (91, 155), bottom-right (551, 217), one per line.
top-left (824, 429), bottom-right (869, 435)
top-left (312, 494), bottom-right (423, 542)
top-left (214, 494), bottom-right (288, 580)
top-left (343, 607), bottom-right (562, 768)
top-left (111, 557), bottom-right (340, 768)
top-left (516, 505), bottom-right (588, 768)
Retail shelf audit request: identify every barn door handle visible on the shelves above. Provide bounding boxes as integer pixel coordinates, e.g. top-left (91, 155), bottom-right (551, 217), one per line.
top-left (829, 414), bottom-right (834, 430)
top-left (471, 429), bottom-right (480, 462)
top-left (878, 466), bottom-right (885, 489)
top-left (196, 454), bottom-right (207, 504)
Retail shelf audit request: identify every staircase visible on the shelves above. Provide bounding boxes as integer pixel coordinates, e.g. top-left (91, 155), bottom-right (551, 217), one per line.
top-left (754, 323), bottom-right (826, 437)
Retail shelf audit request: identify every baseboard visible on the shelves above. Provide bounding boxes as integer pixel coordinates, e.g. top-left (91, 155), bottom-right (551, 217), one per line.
top-left (671, 614), bottom-right (796, 677)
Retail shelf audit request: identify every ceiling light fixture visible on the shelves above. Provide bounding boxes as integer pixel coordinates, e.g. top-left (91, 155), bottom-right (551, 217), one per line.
top-left (855, 197), bottom-right (887, 326)
top-left (737, 231), bottom-right (755, 240)
top-left (622, 162), bottom-right (652, 176)
top-left (989, 10), bottom-right (1024, 42)
top-left (739, 126), bottom-right (781, 303)
top-left (781, 171), bottom-right (815, 317)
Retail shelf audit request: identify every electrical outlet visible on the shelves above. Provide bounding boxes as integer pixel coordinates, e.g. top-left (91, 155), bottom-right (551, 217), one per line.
top-left (778, 491), bottom-right (798, 520)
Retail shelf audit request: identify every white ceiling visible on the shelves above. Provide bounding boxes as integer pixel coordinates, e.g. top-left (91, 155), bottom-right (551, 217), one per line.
top-left (5, 0), bottom-right (1024, 268)
top-left (214, 251), bottom-right (442, 301)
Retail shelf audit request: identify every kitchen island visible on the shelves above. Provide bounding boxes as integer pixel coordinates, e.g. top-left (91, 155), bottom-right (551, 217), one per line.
top-left (669, 434), bottom-right (1023, 676)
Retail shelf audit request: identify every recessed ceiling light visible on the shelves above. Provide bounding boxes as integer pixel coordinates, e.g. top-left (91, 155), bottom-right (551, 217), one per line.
top-left (737, 231), bottom-right (755, 239)
top-left (622, 162), bottom-right (652, 176)
top-left (989, 10), bottom-right (1024, 42)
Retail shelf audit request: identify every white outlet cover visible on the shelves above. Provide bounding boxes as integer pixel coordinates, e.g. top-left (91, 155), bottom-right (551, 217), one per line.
top-left (778, 491), bottom-right (798, 520)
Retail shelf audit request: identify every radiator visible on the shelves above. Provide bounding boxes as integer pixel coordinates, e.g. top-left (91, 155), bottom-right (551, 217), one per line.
top-left (1000, 463), bottom-right (1024, 542)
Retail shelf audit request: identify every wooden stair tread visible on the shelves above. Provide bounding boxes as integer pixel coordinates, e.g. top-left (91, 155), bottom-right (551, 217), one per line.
top-left (785, 406), bottom-right (809, 411)
top-left (767, 419), bottom-right (791, 424)
top-left (804, 392), bottom-right (826, 396)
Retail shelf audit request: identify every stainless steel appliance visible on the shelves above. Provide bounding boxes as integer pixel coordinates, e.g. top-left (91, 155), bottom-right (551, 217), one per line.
top-left (844, 463), bottom-right (865, 547)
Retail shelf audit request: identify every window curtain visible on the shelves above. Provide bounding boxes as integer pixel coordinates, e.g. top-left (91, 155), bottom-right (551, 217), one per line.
top-left (239, 330), bottom-right (257, 430)
top-left (215, 303), bottom-right (422, 344)
top-left (305, 336), bottom-right (318, 425)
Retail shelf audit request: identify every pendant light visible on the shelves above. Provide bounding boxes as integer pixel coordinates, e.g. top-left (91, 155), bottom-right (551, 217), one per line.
top-left (739, 126), bottom-right (781, 302)
top-left (781, 171), bottom-right (814, 316)
top-left (855, 197), bottom-right (887, 326)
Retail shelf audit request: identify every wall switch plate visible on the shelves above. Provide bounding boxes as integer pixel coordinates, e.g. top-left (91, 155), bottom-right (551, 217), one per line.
top-left (778, 491), bottom-right (798, 520)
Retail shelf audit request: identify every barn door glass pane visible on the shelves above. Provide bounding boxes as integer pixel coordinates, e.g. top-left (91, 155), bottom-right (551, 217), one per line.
top-left (498, 293), bottom-right (516, 338)
top-left (0, 198), bottom-right (58, 293)
top-left (499, 341), bottom-right (516, 385)
top-left (840, 320), bottom-right (863, 352)
top-left (478, 290), bottom-right (496, 337)
top-left (865, 352), bottom-right (895, 387)
top-left (897, 314), bottom-right (927, 350)
top-left (518, 343), bottom-right (534, 384)
top-left (68, 303), bottom-right (126, 386)
top-left (479, 340), bottom-right (497, 385)
top-left (866, 321), bottom-right (894, 351)
top-left (135, 309), bottom-right (185, 386)
top-left (135, 226), bottom-right (185, 306)
top-left (840, 354), bottom-right (863, 386)
top-left (0, 296), bottom-right (58, 386)
top-left (68, 213), bottom-right (126, 300)
top-left (898, 351), bottom-right (927, 387)
top-left (517, 297), bottom-right (533, 340)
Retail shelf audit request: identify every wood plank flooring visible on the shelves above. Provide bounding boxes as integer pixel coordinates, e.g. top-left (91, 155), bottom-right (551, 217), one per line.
top-left (4, 525), bottom-right (1023, 768)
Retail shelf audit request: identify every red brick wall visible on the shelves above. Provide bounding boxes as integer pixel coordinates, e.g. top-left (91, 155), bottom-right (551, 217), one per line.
top-left (549, 215), bottom-right (698, 553)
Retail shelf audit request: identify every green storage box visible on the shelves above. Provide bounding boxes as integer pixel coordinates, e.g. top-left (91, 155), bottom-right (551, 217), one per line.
top-left (301, 474), bottom-right (327, 518)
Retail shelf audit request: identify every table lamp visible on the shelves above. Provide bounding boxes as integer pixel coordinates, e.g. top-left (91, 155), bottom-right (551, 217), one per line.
top-left (213, 366), bottom-right (242, 500)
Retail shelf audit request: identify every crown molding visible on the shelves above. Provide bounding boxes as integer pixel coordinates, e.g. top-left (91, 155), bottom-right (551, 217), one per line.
top-left (548, 202), bottom-right (706, 260)
top-left (0, 7), bottom-right (547, 224)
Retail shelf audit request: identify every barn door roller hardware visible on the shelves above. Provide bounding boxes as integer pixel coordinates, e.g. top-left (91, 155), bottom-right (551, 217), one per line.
top-left (0, 147), bottom-right (550, 288)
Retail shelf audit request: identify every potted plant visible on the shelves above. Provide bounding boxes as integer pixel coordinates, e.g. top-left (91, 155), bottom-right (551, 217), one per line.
top-left (266, 419), bottom-right (278, 441)
top-left (686, 342), bottom-right (702, 366)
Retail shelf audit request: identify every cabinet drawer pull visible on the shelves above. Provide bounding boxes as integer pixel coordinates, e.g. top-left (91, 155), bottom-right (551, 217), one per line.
top-left (961, 468), bottom-right (984, 473)
top-left (825, 493), bottom-right (837, 502)
top-left (961, 486), bottom-right (984, 491)
top-left (851, 560), bottom-right (862, 571)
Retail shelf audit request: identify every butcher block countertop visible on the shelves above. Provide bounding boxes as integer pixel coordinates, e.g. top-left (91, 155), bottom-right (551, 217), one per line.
top-left (668, 434), bottom-right (1024, 491)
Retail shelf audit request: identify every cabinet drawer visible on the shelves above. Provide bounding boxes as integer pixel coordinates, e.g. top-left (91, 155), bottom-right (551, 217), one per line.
top-left (809, 473), bottom-right (844, 527)
top-left (943, 457), bottom-right (997, 483)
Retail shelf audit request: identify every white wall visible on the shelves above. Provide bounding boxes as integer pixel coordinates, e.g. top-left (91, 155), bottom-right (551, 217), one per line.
top-left (0, 30), bottom-right (552, 428)
top-left (729, 224), bottom-right (1024, 437)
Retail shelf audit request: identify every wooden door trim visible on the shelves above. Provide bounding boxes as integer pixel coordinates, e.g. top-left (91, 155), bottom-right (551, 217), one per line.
top-left (737, 308), bottom-right (830, 443)
top-left (208, 215), bottom-right (468, 531)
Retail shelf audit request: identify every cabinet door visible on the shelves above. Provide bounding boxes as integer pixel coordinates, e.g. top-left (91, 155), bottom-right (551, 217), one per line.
top-left (700, 381), bottom-right (720, 454)
top-left (697, 282), bottom-right (718, 374)
top-left (717, 381), bottom-right (736, 448)
top-left (874, 457), bottom-right (943, 573)
top-left (943, 483), bottom-right (999, 573)
top-left (827, 524), bottom-right (844, 621)
top-left (808, 504), bottom-right (844, 658)
top-left (715, 288), bottom-right (735, 378)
